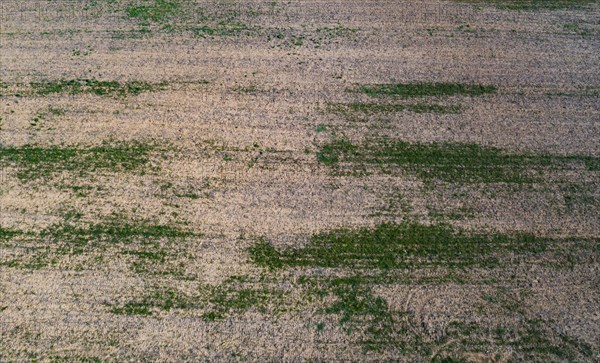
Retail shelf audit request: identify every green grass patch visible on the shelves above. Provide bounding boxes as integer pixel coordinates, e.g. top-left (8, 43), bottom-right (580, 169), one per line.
top-left (111, 280), bottom-right (279, 319)
top-left (49, 356), bottom-right (102, 363)
top-left (315, 25), bottom-right (357, 38)
top-left (0, 211), bottom-right (195, 271)
top-left (325, 282), bottom-right (403, 352)
top-left (457, 0), bottom-right (597, 10)
top-left (298, 275), bottom-right (428, 353)
top-left (111, 287), bottom-right (194, 316)
top-left (563, 23), bottom-right (591, 36)
top-left (126, 0), bottom-right (180, 23)
top-left (202, 284), bottom-right (278, 321)
top-left (175, 192), bottom-right (202, 199)
top-left (122, 249), bottom-right (167, 262)
top-left (561, 182), bottom-right (600, 210)
top-left (110, 29), bottom-right (154, 39)
top-left (29, 79), bottom-right (165, 97)
top-left (268, 25), bottom-right (357, 48)
top-left (0, 227), bottom-right (22, 241)
top-left (438, 318), bottom-right (595, 361)
top-left (316, 138), bottom-right (599, 183)
top-left (250, 224), bottom-right (596, 354)
top-left (357, 83), bottom-right (497, 98)
top-left (250, 223), bottom-right (547, 270)
top-left (51, 220), bottom-right (192, 273)
top-left (0, 142), bottom-right (153, 181)
top-left (123, 0), bottom-right (255, 37)
top-left (316, 139), bottom-right (357, 165)
top-left (41, 219), bottom-right (193, 250)
top-left (192, 21), bottom-right (252, 37)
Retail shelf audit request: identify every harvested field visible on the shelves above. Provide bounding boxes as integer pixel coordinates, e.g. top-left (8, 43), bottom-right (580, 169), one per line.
top-left (0, 0), bottom-right (599, 361)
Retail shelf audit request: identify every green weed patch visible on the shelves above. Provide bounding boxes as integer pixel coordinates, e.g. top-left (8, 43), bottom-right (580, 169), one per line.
top-left (126, 0), bottom-right (179, 23)
top-left (123, 0), bottom-right (255, 37)
top-left (249, 224), bottom-right (596, 355)
top-left (111, 287), bottom-right (194, 316)
top-left (29, 79), bottom-right (165, 97)
top-left (0, 142), bottom-right (153, 181)
top-left (457, 0), bottom-right (597, 10)
top-left (202, 283), bottom-right (280, 321)
top-left (111, 280), bottom-right (279, 319)
top-left (250, 223), bottom-right (547, 270)
top-left (1, 217), bottom-right (194, 271)
top-left (42, 221), bottom-right (193, 246)
top-left (0, 227), bottom-right (22, 241)
top-left (316, 138), bottom-right (599, 183)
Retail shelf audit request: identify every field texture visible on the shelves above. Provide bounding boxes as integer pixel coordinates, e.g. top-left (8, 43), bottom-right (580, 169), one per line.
top-left (1, 0), bottom-right (599, 361)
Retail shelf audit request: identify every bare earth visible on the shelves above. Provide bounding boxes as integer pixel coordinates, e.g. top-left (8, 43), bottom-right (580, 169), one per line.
top-left (0, 0), bottom-right (599, 361)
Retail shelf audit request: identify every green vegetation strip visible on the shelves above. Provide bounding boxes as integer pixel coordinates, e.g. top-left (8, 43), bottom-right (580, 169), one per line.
top-left (1, 217), bottom-right (194, 271)
top-left (111, 278), bottom-right (280, 319)
top-left (191, 22), bottom-right (252, 37)
top-left (249, 223), bottom-right (597, 356)
top-left (457, 0), bottom-right (597, 10)
top-left (316, 138), bottom-right (599, 183)
top-left (111, 287), bottom-right (194, 316)
top-left (29, 79), bottom-right (165, 97)
top-left (123, 0), bottom-right (254, 37)
top-left (250, 223), bottom-right (547, 270)
top-left (357, 83), bottom-right (497, 97)
top-left (0, 227), bottom-right (22, 241)
top-left (0, 142), bottom-right (152, 181)
top-left (41, 221), bottom-right (192, 246)
top-left (126, 0), bottom-right (179, 23)
top-left (3, 215), bottom-right (594, 359)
